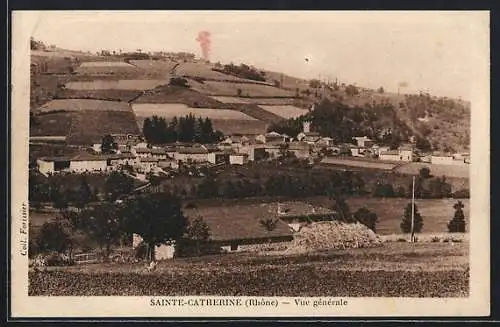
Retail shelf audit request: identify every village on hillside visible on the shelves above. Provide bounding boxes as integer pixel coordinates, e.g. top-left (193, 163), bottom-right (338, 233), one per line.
top-left (27, 28), bottom-right (471, 298)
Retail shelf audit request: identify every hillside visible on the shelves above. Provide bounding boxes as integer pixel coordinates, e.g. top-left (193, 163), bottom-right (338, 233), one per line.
top-left (29, 40), bottom-right (469, 151)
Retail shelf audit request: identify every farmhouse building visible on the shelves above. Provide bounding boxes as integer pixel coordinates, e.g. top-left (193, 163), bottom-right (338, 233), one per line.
top-left (430, 152), bottom-right (467, 165)
top-left (398, 144), bottom-right (415, 162)
top-left (137, 157), bottom-right (159, 173)
top-left (236, 144), bottom-right (267, 161)
top-left (378, 150), bottom-right (401, 161)
top-left (229, 153), bottom-right (249, 165)
top-left (263, 144), bottom-right (281, 159)
top-left (174, 146), bottom-right (209, 163)
top-left (288, 142), bottom-right (311, 159)
top-left (207, 151), bottom-right (231, 165)
top-left (353, 136), bottom-right (374, 148)
top-left (317, 137), bottom-right (335, 147)
top-left (264, 131), bottom-right (287, 144)
top-left (378, 145), bottom-right (414, 162)
top-left (132, 147), bottom-right (169, 160)
top-left (158, 158), bottom-right (179, 170)
top-left (183, 203), bottom-right (294, 253)
top-left (37, 152), bottom-right (138, 176)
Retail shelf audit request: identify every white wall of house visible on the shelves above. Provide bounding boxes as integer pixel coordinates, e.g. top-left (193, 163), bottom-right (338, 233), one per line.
top-left (230, 155), bottom-right (248, 165)
top-left (69, 160), bottom-right (107, 172)
top-left (37, 160), bottom-right (54, 176)
top-left (379, 153), bottom-right (401, 161)
top-left (174, 152), bottom-right (208, 163)
top-left (92, 144), bottom-right (102, 153)
top-left (151, 153), bottom-right (168, 160)
top-left (399, 150), bottom-right (413, 162)
top-left (132, 234), bottom-right (175, 260)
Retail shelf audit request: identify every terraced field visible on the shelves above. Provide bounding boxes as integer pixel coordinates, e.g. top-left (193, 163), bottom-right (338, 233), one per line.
top-left (132, 103), bottom-right (258, 120)
top-left (38, 99), bottom-right (132, 113)
top-left (259, 105), bottom-right (309, 119)
top-left (30, 112), bottom-right (73, 136)
top-left (75, 61), bottom-right (142, 76)
top-left (190, 80), bottom-right (295, 97)
top-left (56, 89), bottom-right (142, 102)
top-left (65, 79), bottom-right (168, 91)
top-left (175, 62), bottom-right (251, 82)
top-left (66, 110), bottom-right (140, 145)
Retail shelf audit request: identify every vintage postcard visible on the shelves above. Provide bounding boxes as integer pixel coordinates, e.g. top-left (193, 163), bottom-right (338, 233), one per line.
top-left (10, 10), bottom-right (490, 318)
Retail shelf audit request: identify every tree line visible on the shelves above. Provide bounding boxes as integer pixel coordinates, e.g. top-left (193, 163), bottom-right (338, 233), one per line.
top-left (160, 167), bottom-right (466, 201)
top-left (213, 63), bottom-right (267, 82)
top-left (142, 114), bottom-right (224, 145)
top-left (267, 98), bottom-right (433, 151)
top-left (30, 172), bottom-right (213, 262)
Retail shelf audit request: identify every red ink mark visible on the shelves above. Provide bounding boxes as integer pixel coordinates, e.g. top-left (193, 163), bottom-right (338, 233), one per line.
top-left (196, 31), bottom-right (211, 61)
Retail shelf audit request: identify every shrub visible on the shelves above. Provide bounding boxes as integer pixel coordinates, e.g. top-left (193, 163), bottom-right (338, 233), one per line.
top-left (353, 207), bottom-right (378, 232)
top-left (452, 188), bottom-right (470, 199)
top-left (134, 242), bottom-right (148, 260)
top-left (169, 77), bottom-right (189, 88)
top-left (448, 201), bottom-right (466, 233)
top-left (400, 203), bottom-right (424, 234)
top-left (431, 236), bottom-right (441, 243)
top-left (35, 221), bottom-right (70, 254)
top-left (184, 202), bottom-right (197, 209)
top-left (43, 251), bottom-right (74, 266)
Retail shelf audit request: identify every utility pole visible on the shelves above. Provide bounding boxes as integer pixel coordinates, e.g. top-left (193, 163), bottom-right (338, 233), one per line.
top-left (410, 176), bottom-right (415, 242)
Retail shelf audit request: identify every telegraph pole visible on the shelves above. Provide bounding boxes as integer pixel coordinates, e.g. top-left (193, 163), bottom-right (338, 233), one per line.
top-left (410, 176), bottom-right (415, 242)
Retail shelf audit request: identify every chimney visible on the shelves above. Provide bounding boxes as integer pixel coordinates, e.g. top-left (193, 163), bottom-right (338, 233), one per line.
top-left (303, 121), bottom-right (311, 134)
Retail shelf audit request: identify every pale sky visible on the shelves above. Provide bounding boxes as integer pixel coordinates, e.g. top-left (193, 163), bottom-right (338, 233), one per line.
top-left (27, 11), bottom-right (489, 99)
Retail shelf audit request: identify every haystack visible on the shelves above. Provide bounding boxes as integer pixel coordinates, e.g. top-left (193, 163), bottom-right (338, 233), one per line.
top-left (284, 221), bottom-right (381, 254)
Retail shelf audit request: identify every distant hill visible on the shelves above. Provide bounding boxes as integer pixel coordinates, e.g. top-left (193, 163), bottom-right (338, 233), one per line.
top-left (29, 40), bottom-right (470, 151)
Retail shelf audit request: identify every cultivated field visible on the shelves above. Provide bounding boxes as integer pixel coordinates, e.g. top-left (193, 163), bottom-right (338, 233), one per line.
top-left (38, 99), bottom-right (132, 113)
top-left (132, 103), bottom-right (258, 120)
top-left (29, 242), bottom-right (469, 297)
top-left (176, 62), bottom-right (252, 82)
top-left (30, 112), bottom-right (73, 136)
top-left (209, 96), bottom-right (250, 104)
top-left (244, 97), bottom-right (299, 105)
top-left (56, 89), bottom-right (142, 102)
top-left (129, 59), bottom-right (177, 72)
top-left (190, 80), bottom-right (296, 97)
top-left (308, 196), bottom-right (470, 235)
top-left (65, 80), bottom-right (168, 91)
top-left (259, 105), bottom-right (309, 119)
top-left (75, 61), bottom-right (142, 76)
top-left (31, 74), bottom-right (73, 109)
top-left (66, 110), bottom-right (140, 145)
top-left (133, 86), bottom-right (224, 107)
top-left (210, 119), bottom-right (269, 135)
top-left (396, 162), bottom-right (470, 179)
top-left (320, 157), bottom-right (398, 171)
top-left (79, 61), bottom-right (135, 68)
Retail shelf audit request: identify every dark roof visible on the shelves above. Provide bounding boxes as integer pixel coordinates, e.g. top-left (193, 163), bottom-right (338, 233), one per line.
top-left (38, 156), bottom-right (72, 162)
top-left (140, 157), bottom-right (159, 163)
top-left (177, 146), bottom-right (208, 154)
top-left (204, 144), bottom-right (220, 152)
top-left (184, 201), bottom-right (334, 242)
top-left (380, 150), bottom-right (400, 155)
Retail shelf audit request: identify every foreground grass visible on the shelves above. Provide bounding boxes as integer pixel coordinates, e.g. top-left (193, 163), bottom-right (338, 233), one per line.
top-left (29, 242), bottom-right (469, 297)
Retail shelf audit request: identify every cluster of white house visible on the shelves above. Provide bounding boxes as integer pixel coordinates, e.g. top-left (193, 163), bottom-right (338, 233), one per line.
top-left (35, 123), bottom-right (470, 176)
